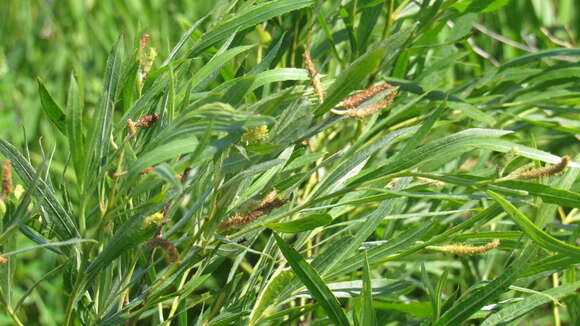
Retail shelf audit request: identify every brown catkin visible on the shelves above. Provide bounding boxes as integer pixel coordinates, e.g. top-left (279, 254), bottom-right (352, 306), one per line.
top-left (139, 34), bottom-right (151, 59)
top-left (0, 255), bottom-right (7, 264)
top-left (337, 83), bottom-right (394, 108)
top-left (2, 160), bottom-right (12, 199)
top-left (303, 50), bottom-right (324, 103)
top-left (335, 86), bottom-right (399, 118)
top-left (143, 48), bottom-right (157, 80)
top-left (134, 114), bottom-right (159, 127)
top-left (147, 236), bottom-right (178, 263)
top-left (517, 156), bottom-right (570, 180)
top-left (139, 33), bottom-right (153, 85)
top-left (140, 167), bottom-right (154, 175)
top-left (220, 199), bottom-right (289, 230)
top-left (219, 213), bottom-right (245, 231)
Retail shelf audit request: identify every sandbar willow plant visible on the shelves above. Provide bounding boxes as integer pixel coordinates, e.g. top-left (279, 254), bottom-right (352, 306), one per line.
top-left (1, 0), bottom-right (579, 325)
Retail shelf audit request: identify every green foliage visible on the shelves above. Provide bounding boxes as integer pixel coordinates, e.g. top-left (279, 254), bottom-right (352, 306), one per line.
top-left (0, 0), bottom-right (579, 325)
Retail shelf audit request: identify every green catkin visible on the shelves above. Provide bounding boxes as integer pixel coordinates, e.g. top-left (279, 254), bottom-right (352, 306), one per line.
top-left (241, 125), bottom-right (269, 144)
top-left (431, 239), bottom-right (500, 256)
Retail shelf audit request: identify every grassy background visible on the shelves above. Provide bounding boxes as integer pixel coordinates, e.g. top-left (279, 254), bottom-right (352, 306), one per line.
top-left (0, 0), bottom-right (579, 325)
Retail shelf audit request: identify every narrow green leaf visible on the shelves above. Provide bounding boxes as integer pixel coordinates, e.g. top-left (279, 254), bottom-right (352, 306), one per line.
top-left (477, 139), bottom-right (576, 166)
top-left (500, 49), bottom-right (580, 70)
top-left (116, 70), bottom-right (170, 128)
top-left (243, 68), bottom-right (310, 91)
top-left (311, 126), bottom-right (417, 198)
top-left (163, 13), bottom-right (210, 65)
top-left (521, 254), bottom-right (580, 278)
top-left (481, 281), bottom-right (580, 326)
top-left (414, 52), bottom-right (467, 82)
top-left (329, 220), bottom-right (434, 278)
top-left (220, 76), bottom-right (256, 106)
top-left (360, 250), bottom-right (377, 326)
top-left (37, 77), bottom-right (66, 134)
top-left (0, 238), bottom-right (96, 258)
top-left (421, 264), bottom-right (438, 320)
top-left (65, 74), bottom-right (86, 188)
top-left (189, 0), bottom-right (315, 56)
top-left (247, 34), bottom-right (286, 75)
top-left (434, 243), bottom-right (537, 326)
top-left (454, 0), bottom-right (510, 13)
top-left (273, 233), bottom-right (350, 326)
top-left (373, 302), bottom-right (431, 317)
top-left (126, 138), bottom-right (199, 180)
top-left (351, 128), bottom-right (512, 185)
top-left (190, 45), bottom-right (255, 91)
top-left (487, 190), bottom-right (580, 259)
top-left (249, 265), bottom-right (296, 323)
top-left (85, 204), bottom-right (164, 282)
top-left (250, 236), bottom-right (355, 324)
top-left (0, 140), bottom-right (79, 241)
top-left (444, 13), bottom-right (477, 43)
top-left (234, 146), bottom-right (293, 207)
top-left (338, 5), bottom-right (358, 54)
top-left (356, 0), bottom-right (383, 54)
top-left (0, 161), bottom-right (43, 244)
top-left (496, 180), bottom-right (580, 209)
top-left (447, 101), bottom-right (496, 125)
top-left (14, 263), bottom-right (65, 312)
top-left (87, 37), bottom-right (123, 180)
top-left (296, 279), bottom-right (412, 299)
top-left (395, 102), bottom-right (446, 157)
top-left (265, 214), bottom-right (332, 233)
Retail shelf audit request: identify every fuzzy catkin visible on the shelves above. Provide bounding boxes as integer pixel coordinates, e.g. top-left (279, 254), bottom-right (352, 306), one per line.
top-left (517, 156), bottom-right (570, 180)
top-left (337, 83), bottom-right (393, 108)
top-left (147, 236), bottom-right (178, 263)
top-left (220, 199), bottom-right (289, 230)
top-left (441, 239), bottom-right (500, 256)
top-left (134, 114), bottom-right (159, 127)
top-left (303, 50), bottom-right (324, 103)
top-left (260, 190), bottom-right (278, 206)
top-left (2, 160), bottom-right (12, 199)
top-left (335, 86), bottom-right (399, 118)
